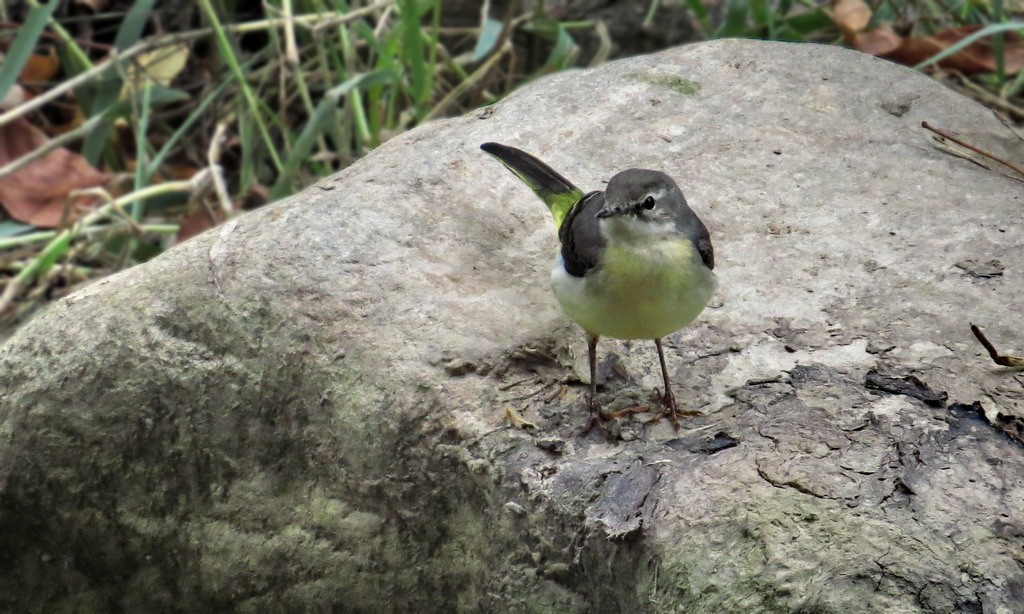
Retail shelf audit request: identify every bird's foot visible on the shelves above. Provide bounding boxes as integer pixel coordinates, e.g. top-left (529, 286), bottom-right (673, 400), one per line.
top-left (581, 402), bottom-right (628, 439)
top-left (601, 405), bottom-right (651, 420)
top-left (580, 412), bottom-right (600, 436)
top-left (580, 406), bottom-right (608, 437)
top-left (644, 389), bottom-right (700, 431)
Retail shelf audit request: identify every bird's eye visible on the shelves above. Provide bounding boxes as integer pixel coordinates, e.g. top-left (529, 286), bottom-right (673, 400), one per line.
top-left (642, 196), bottom-right (656, 210)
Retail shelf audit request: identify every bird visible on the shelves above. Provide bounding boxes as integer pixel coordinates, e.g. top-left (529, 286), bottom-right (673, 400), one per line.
top-left (480, 142), bottom-right (716, 433)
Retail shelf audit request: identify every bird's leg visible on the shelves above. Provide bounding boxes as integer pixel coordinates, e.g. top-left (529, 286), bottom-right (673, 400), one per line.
top-left (580, 333), bottom-right (602, 435)
top-left (655, 338), bottom-right (681, 430)
top-left (647, 337), bottom-right (699, 430)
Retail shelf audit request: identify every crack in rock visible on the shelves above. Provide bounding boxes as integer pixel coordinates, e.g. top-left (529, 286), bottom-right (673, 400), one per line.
top-left (865, 368), bottom-right (948, 407)
top-left (584, 462), bottom-right (661, 539)
top-left (755, 461), bottom-right (837, 500)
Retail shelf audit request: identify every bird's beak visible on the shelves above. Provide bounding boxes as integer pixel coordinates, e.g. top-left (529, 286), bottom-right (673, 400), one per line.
top-left (595, 205), bottom-right (626, 219)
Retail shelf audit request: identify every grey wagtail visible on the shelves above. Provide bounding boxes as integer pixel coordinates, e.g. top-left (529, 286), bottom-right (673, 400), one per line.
top-left (481, 142), bottom-right (716, 432)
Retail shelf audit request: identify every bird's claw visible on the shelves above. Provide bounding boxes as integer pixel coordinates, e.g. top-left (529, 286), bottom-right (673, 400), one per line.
top-left (581, 391), bottom-right (700, 436)
top-left (643, 389), bottom-right (700, 431)
top-left (580, 411), bottom-right (602, 436)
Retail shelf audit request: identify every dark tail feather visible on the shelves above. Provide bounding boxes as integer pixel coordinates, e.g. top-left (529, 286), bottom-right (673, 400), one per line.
top-left (480, 142), bottom-right (580, 203)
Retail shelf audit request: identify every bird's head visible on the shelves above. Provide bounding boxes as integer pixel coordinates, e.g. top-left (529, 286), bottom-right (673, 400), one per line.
top-left (595, 169), bottom-right (685, 242)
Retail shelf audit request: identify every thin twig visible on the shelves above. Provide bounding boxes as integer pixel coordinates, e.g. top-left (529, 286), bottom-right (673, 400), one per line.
top-left (0, 112), bottom-right (109, 180)
top-left (499, 376), bottom-right (539, 391)
top-left (921, 121), bottom-right (1024, 177)
top-left (993, 109), bottom-right (1024, 144)
top-left (281, 0), bottom-right (300, 67)
top-left (503, 386), bottom-right (549, 403)
top-left (309, 1), bottom-right (395, 33)
top-left (927, 138), bottom-right (995, 172)
top-left (545, 385), bottom-right (568, 403)
top-left (0, 44), bottom-right (143, 128)
top-left (949, 70), bottom-right (1024, 120)
top-left (71, 187), bottom-right (146, 237)
top-left (971, 323), bottom-right (1024, 368)
top-left (423, 40), bottom-right (512, 122)
top-left (0, 224), bottom-right (178, 251)
top-left (0, 4), bottom-right (397, 129)
top-left (373, 5), bottom-right (393, 38)
top-left (207, 121), bottom-right (233, 216)
top-left (0, 21), bottom-right (113, 50)
top-left (0, 174), bottom-right (208, 316)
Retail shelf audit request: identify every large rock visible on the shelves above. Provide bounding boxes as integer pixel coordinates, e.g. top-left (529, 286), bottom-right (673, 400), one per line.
top-left (2, 39), bottom-right (1023, 612)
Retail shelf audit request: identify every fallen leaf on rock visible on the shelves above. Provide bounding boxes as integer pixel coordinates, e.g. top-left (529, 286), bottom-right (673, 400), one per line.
top-left (0, 118), bottom-right (108, 227)
top-left (955, 258), bottom-right (1004, 279)
top-left (865, 368), bottom-right (948, 407)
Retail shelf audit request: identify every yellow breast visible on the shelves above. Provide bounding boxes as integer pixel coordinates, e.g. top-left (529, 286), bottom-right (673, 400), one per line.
top-left (551, 238), bottom-right (716, 340)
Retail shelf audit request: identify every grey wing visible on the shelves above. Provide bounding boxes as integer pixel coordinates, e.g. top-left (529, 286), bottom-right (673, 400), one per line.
top-left (671, 197), bottom-right (714, 271)
top-left (696, 236), bottom-right (714, 270)
top-left (558, 191), bottom-right (606, 278)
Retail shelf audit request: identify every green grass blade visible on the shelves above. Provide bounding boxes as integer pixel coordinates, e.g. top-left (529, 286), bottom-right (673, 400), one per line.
top-left (81, 0), bottom-right (158, 165)
top-left (782, 10), bottom-right (834, 36)
top-left (0, 221), bottom-right (34, 239)
top-left (992, 0), bottom-right (1006, 86)
top-left (751, 0), bottom-right (772, 29)
top-left (132, 83), bottom-right (154, 220)
top-left (0, 1), bottom-right (59, 102)
top-left (14, 229), bottom-right (72, 287)
top-left (427, 0), bottom-right (440, 89)
top-left (238, 111), bottom-right (256, 197)
top-left (399, 0), bottom-right (430, 116)
top-left (718, 0), bottom-right (750, 37)
top-left (1003, 63), bottom-right (1024, 98)
top-left (543, 25), bottom-right (578, 72)
top-left (683, 0), bottom-right (711, 34)
top-left (912, 22), bottom-right (1024, 71)
top-left (198, 0), bottom-right (284, 173)
top-left (144, 64), bottom-right (249, 181)
top-left (114, 0), bottom-right (157, 48)
top-left (472, 17), bottom-right (503, 62)
top-left (271, 70), bottom-right (396, 199)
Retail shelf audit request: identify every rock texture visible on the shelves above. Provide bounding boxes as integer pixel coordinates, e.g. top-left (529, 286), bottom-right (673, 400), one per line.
top-left (2, 40), bottom-right (1024, 612)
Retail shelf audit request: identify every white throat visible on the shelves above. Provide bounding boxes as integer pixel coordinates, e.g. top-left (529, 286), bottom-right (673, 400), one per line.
top-left (599, 216), bottom-right (676, 245)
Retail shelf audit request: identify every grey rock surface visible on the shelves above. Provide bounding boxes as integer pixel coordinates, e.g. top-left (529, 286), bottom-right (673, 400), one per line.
top-left (2, 39), bottom-right (1024, 612)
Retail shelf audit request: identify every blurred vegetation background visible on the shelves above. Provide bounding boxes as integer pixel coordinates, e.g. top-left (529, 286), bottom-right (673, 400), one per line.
top-left (0, 0), bottom-right (1021, 333)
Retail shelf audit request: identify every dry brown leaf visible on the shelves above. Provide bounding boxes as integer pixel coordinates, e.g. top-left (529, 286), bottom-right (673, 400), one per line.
top-left (176, 206), bottom-right (225, 242)
top-left (163, 164), bottom-right (201, 181)
top-left (19, 48), bottom-right (61, 84)
top-left (125, 159), bottom-right (200, 183)
top-left (851, 24), bottom-right (1024, 75)
top-left (0, 119), bottom-right (108, 227)
top-left (853, 25), bottom-right (904, 57)
top-left (835, 2), bottom-right (1024, 77)
top-left (832, 0), bottom-right (872, 38)
top-left (887, 25), bottom-right (1024, 75)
